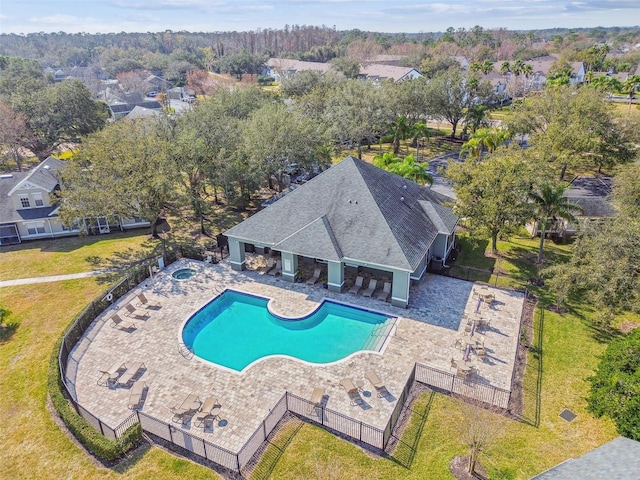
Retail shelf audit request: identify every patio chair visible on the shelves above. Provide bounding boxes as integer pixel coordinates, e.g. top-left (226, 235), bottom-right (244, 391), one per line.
top-left (376, 282), bottom-right (391, 302)
top-left (109, 314), bottom-right (135, 330)
top-left (365, 370), bottom-right (387, 397)
top-left (116, 362), bottom-right (146, 387)
top-left (267, 259), bottom-right (282, 276)
top-left (450, 358), bottom-right (458, 370)
top-left (307, 387), bottom-right (325, 414)
top-left (123, 303), bottom-right (150, 319)
top-left (97, 361), bottom-right (126, 386)
top-left (348, 276), bottom-right (364, 295)
top-left (170, 394), bottom-right (202, 424)
top-left (306, 267), bottom-right (322, 285)
top-left (128, 380), bottom-right (147, 409)
top-left (362, 279), bottom-right (378, 298)
top-left (136, 293), bottom-right (161, 309)
top-left (340, 378), bottom-right (362, 406)
top-left (194, 396), bottom-right (219, 427)
top-left (259, 257), bottom-right (275, 274)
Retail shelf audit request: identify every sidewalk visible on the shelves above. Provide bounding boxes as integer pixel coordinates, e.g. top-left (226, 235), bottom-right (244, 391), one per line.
top-left (0, 270), bottom-right (105, 288)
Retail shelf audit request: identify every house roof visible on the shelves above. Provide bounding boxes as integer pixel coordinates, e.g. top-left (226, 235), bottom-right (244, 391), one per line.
top-left (531, 437), bottom-right (640, 480)
top-left (565, 176), bottom-right (615, 218)
top-left (109, 101), bottom-right (162, 115)
top-left (359, 64), bottom-right (422, 82)
top-left (1, 157), bottom-right (66, 224)
top-left (225, 156), bottom-right (457, 272)
top-left (266, 58), bottom-right (332, 75)
top-left (7, 156), bottom-right (66, 196)
top-left (126, 106), bottom-right (162, 120)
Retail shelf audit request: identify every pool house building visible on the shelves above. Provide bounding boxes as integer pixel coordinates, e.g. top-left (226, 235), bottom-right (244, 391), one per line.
top-left (224, 156), bottom-right (458, 308)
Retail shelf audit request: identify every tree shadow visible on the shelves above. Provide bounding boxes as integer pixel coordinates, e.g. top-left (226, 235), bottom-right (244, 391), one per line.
top-left (0, 322), bottom-right (19, 343)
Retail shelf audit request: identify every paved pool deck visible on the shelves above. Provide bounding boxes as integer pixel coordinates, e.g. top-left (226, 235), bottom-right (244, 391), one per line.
top-left (66, 258), bottom-right (524, 453)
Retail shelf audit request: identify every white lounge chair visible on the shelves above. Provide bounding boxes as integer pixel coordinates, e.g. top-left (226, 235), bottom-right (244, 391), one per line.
top-left (128, 381), bottom-right (147, 409)
top-left (362, 279), bottom-right (378, 298)
top-left (123, 303), bottom-right (149, 319)
top-left (340, 378), bottom-right (362, 406)
top-left (194, 396), bottom-right (219, 427)
top-left (365, 370), bottom-right (387, 397)
top-left (348, 276), bottom-right (364, 295)
top-left (136, 293), bottom-right (161, 309)
top-left (377, 282), bottom-right (391, 302)
top-left (109, 314), bottom-right (135, 330)
top-left (117, 362), bottom-right (146, 387)
top-left (259, 257), bottom-right (275, 274)
top-left (306, 267), bottom-right (321, 285)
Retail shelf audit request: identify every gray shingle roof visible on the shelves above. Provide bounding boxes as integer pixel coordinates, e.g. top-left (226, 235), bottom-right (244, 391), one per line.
top-left (531, 437), bottom-right (640, 480)
top-left (225, 157), bottom-right (457, 272)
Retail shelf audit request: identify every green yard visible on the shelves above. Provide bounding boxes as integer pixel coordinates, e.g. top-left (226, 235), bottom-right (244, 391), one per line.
top-left (0, 232), bottom-right (621, 479)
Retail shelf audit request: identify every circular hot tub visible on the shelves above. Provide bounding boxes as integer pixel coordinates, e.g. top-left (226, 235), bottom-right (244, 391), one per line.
top-left (172, 268), bottom-right (197, 280)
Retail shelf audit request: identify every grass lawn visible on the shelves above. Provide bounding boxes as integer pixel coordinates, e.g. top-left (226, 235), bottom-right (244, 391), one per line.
top-left (0, 279), bottom-right (219, 480)
top-left (0, 230), bottom-right (160, 281)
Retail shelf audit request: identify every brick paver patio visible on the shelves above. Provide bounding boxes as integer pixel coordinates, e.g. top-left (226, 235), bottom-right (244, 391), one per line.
top-left (66, 257), bottom-right (524, 453)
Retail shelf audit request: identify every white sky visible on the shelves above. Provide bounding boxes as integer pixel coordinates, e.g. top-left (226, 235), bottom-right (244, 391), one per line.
top-left (0, 0), bottom-right (639, 35)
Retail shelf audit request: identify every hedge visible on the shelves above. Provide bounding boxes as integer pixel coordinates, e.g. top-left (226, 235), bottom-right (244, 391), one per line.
top-left (48, 335), bottom-right (142, 462)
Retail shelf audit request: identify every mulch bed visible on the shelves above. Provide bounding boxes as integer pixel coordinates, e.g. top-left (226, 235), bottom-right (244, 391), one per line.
top-left (450, 455), bottom-right (489, 480)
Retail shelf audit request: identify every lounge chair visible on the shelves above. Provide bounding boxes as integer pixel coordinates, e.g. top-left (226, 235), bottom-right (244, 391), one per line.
top-left (365, 370), bottom-right (387, 397)
top-left (123, 303), bottom-right (150, 319)
top-left (170, 394), bottom-right (202, 424)
top-left (377, 282), bottom-right (391, 302)
top-left (267, 259), bottom-right (282, 276)
top-left (259, 257), bottom-right (275, 274)
top-left (362, 279), bottom-right (378, 298)
top-left (306, 267), bottom-right (321, 285)
top-left (128, 380), bottom-right (147, 409)
top-left (307, 387), bottom-right (325, 414)
top-left (116, 362), bottom-right (146, 387)
top-left (340, 378), bottom-right (362, 406)
top-left (97, 361), bottom-right (126, 386)
top-left (136, 293), bottom-right (161, 309)
top-left (110, 314), bottom-right (135, 330)
top-left (194, 396), bottom-right (219, 427)
top-left (348, 276), bottom-right (364, 295)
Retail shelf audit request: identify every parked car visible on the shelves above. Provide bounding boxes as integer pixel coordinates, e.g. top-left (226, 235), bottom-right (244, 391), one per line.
top-left (146, 91), bottom-right (158, 97)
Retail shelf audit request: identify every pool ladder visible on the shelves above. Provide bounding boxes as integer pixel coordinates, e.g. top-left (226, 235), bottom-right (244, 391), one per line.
top-left (178, 343), bottom-right (194, 360)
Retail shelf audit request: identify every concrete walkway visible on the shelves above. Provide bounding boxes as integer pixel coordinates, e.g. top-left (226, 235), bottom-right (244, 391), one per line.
top-left (0, 270), bottom-right (104, 288)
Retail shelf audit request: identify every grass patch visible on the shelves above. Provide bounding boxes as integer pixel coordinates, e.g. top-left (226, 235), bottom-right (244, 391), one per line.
top-left (0, 279), bottom-right (218, 479)
top-left (0, 230), bottom-right (160, 281)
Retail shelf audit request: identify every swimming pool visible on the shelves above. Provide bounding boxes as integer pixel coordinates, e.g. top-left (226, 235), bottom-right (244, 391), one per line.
top-left (182, 290), bottom-right (395, 372)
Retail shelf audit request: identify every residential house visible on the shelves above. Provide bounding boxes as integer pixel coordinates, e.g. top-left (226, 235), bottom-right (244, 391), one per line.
top-left (167, 86), bottom-right (196, 100)
top-left (452, 56), bottom-right (470, 71)
top-left (526, 176), bottom-right (615, 239)
top-left (264, 58), bottom-right (332, 82)
top-left (0, 157), bottom-right (149, 245)
top-left (358, 64), bottom-right (423, 84)
top-left (371, 54), bottom-right (407, 66)
top-left (108, 100), bottom-right (163, 118)
top-left (225, 156), bottom-right (457, 308)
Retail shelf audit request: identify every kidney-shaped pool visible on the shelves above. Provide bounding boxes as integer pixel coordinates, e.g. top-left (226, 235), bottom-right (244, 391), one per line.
top-left (182, 290), bottom-right (395, 372)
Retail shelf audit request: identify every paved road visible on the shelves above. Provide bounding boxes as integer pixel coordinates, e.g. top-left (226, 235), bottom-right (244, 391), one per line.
top-left (0, 270), bottom-right (105, 288)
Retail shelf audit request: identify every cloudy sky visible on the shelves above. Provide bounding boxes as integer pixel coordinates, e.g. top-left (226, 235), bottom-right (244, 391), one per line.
top-left (1, 0), bottom-right (639, 34)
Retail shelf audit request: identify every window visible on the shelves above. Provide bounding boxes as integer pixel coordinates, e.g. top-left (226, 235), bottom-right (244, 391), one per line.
top-left (26, 221), bottom-right (45, 235)
top-left (19, 194), bottom-right (30, 208)
top-left (33, 192), bottom-right (44, 207)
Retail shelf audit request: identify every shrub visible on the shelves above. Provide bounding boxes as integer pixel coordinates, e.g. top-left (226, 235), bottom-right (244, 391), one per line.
top-left (587, 328), bottom-right (640, 440)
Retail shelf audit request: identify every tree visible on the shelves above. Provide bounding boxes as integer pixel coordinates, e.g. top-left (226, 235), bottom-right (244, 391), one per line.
top-left (587, 328), bottom-right (640, 440)
top-left (427, 70), bottom-right (494, 139)
top-left (329, 57), bottom-right (361, 79)
top-left (621, 74), bottom-right (640, 112)
top-left (529, 183), bottom-right (582, 263)
top-left (446, 145), bottom-right (539, 253)
top-left (0, 101), bottom-right (33, 171)
top-left (387, 116), bottom-right (411, 155)
top-left (374, 152), bottom-right (433, 187)
top-left (116, 69), bottom-right (151, 93)
top-left (243, 102), bottom-right (331, 192)
top-left (455, 398), bottom-right (504, 475)
top-left (411, 121), bottom-right (430, 160)
top-left (57, 118), bottom-right (178, 237)
top-left (507, 86), bottom-right (637, 180)
top-left (460, 127), bottom-right (510, 158)
top-left (16, 79), bottom-right (109, 159)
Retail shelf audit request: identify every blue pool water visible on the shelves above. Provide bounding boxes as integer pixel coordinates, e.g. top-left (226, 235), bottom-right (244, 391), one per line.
top-left (182, 290), bottom-right (393, 372)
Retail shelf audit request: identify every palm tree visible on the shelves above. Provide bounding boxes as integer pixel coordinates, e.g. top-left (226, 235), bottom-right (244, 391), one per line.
top-left (373, 152), bottom-right (401, 169)
top-left (499, 61), bottom-right (511, 77)
top-left (387, 155), bottom-right (434, 186)
top-left (388, 116), bottom-right (411, 155)
top-left (529, 183), bottom-right (583, 263)
top-left (411, 121), bottom-right (430, 160)
top-left (460, 136), bottom-right (483, 160)
top-left (621, 74), bottom-right (640, 112)
top-left (480, 60), bottom-right (494, 75)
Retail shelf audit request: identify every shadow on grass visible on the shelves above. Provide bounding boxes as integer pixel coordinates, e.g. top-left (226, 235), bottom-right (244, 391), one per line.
top-left (389, 390), bottom-right (436, 469)
top-left (0, 322), bottom-right (19, 343)
top-left (248, 418), bottom-right (304, 480)
top-left (520, 307), bottom-right (543, 428)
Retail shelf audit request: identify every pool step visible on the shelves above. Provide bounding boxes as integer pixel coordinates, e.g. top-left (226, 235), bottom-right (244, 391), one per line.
top-left (178, 343), bottom-right (194, 360)
top-left (363, 319), bottom-right (396, 351)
